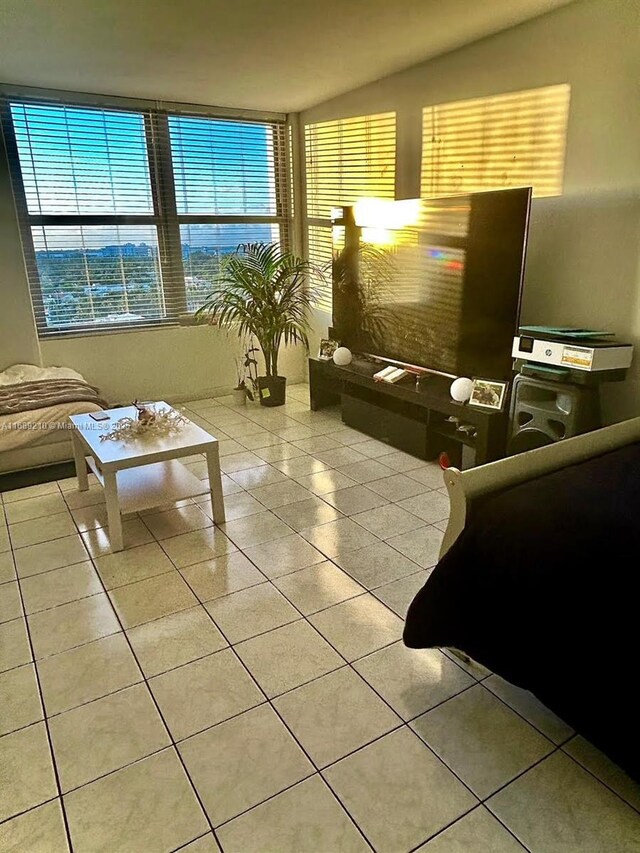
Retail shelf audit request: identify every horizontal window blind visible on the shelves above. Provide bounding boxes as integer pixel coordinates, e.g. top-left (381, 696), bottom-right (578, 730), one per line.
top-left (421, 84), bottom-right (570, 199)
top-left (304, 112), bottom-right (396, 314)
top-left (1, 96), bottom-right (290, 336)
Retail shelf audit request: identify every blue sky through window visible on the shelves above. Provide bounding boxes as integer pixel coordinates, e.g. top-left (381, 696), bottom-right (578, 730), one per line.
top-left (10, 101), bottom-right (281, 327)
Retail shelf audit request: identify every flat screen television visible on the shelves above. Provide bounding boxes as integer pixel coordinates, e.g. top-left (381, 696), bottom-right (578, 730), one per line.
top-left (331, 187), bottom-right (532, 379)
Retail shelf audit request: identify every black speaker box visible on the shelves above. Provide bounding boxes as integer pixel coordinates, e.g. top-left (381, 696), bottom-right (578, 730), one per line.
top-left (508, 373), bottom-right (601, 454)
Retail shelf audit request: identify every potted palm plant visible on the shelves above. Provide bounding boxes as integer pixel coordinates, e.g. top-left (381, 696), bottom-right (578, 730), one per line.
top-left (197, 243), bottom-right (319, 407)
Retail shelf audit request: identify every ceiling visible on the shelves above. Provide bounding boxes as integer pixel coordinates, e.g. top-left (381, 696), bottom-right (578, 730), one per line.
top-left (0, 0), bottom-right (574, 113)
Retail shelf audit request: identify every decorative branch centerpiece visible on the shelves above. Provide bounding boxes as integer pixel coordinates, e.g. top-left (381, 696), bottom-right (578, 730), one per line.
top-left (196, 242), bottom-right (321, 407)
top-left (100, 401), bottom-right (187, 442)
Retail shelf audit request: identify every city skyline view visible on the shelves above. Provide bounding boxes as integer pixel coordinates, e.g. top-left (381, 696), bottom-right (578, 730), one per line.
top-left (9, 101), bottom-right (282, 327)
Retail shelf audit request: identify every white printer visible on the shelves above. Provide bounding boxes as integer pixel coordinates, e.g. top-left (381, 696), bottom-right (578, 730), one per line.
top-left (512, 326), bottom-right (633, 373)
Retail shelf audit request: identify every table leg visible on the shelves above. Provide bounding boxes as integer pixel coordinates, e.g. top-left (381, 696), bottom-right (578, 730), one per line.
top-left (104, 471), bottom-right (124, 552)
top-left (71, 431), bottom-right (89, 491)
top-left (206, 444), bottom-right (226, 525)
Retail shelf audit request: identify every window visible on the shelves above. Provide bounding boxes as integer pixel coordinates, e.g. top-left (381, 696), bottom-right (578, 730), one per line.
top-left (304, 112), bottom-right (396, 313)
top-left (1, 97), bottom-right (289, 336)
top-left (421, 84), bottom-right (570, 199)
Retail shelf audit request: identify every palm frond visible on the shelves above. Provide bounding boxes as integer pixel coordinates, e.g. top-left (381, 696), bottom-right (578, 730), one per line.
top-left (196, 242), bottom-right (323, 377)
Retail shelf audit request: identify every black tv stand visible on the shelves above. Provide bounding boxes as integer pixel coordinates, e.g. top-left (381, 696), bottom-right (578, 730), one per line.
top-left (309, 356), bottom-right (508, 468)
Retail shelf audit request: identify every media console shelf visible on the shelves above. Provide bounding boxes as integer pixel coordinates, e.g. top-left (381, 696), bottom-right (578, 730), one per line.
top-left (309, 356), bottom-right (507, 468)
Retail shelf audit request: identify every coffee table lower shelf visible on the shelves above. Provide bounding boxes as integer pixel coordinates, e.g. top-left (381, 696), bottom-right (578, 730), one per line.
top-left (85, 456), bottom-right (209, 515)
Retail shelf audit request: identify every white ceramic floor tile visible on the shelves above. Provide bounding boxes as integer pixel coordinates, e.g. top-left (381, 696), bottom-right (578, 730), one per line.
top-left (563, 735), bottom-right (640, 813)
top-left (108, 571), bottom-right (198, 629)
top-left (309, 593), bottom-right (404, 661)
top-left (36, 632), bottom-right (142, 716)
top-left (325, 727), bottom-right (477, 852)
top-left (143, 505), bottom-right (212, 540)
top-left (353, 642), bottom-right (475, 721)
top-left (352, 503), bottom-right (424, 539)
top-left (217, 775), bottom-right (369, 853)
top-left (335, 540), bottom-right (423, 589)
top-left (160, 527), bottom-right (236, 568)
top-left (487, 751), bottom-right (640, 853)
top-left (242, 533), bottom-right (326, 579)
top-left (10, 511), bottom-right (77, 549)
top-left (205, 582), bottom-right (300, 643)
top-left (373, 570), bottom-right (431, 617)
top-left (20, 561), bottom-right (102, 616)
top-left (274, 455), bottom-right (330, 477)
top-left (222, 511), bottom-right (294, 549)
top-left (180, 703), bottom-right (313, 826)
top-left (273, 496), bottom-right (343, 532)
top-left (0, 617), bottom-right (32, 673)
top-left (378, 451), bottom-right (430, 474)
top-left (64, 748), bottom-right (208, 853)
top-left (412, 684), bottom-right (555, 798)
top-left (0, 662), bottom-right (43, 736)
top-left (28, 593), bottom-right (120, 659)
top-left (484, 673), bottom-right (574, 744)
top-left (0, 799), bottom-right (69, 853)
top-left (255, 443), bottom-right (308, 463)
top-left (49, 683), bottom-right (170, 791)
top-left (2, 482), bottom-right (60, 504)
top-left (228, 464), bottom-right (288, 489)
top-left (322, 484), bottom-right (388, 516)
top-left (406, 464), bottom-right (447, 488)
top-left (292, 435), bottom-right (341, 454)
top-left (300, 517), bottom-right (378, 558)
top-left (221, 451), bottom-right (273, 473)
top-left (0, 580), bottom-right (22, 623)
top-left (366, 473), bottom-right (433, 502)
top-left (398, 492), bottom-right (451, 524)
top-left (180, 834), bottom-right (221, 853)
top-left (338, 458), bottom-right (395, 484)
top-left (313, 446), bottom-right (369, 468)
top-left (273, 560), bottom-right (364, 615)
top-left (294, 469), bottom-right (357, 496)
top-left (0, 551), bottom-right (16, 584)
top-left (416, 806), bottom-right (526, 851)
top-left (0, 722), bottom-right (57, 822)
top-left (4, 492), bottom-right (67, 525)
top-left (249, 480), bottom-right (313, 509)
top-left (80, 518), bottom-right (154, 556)
top-left (149, 648), bottom-right (264, 740)
top-left (235, 619), bottom-right (343, 698)
top-left (94, 542), bottom-right (176, 590)
top-left (218, 492), bottom-right (266, 520)
top-left (273, 666), bottom-right (400, 767)
top-left (181, 551), bottom-right (265, 602)
top-left (14, 535), bottom-right (89, 578)
top-left (126, 605), bottom-right (227, 678)
top-left (386, 525), bottom-right (444, 568)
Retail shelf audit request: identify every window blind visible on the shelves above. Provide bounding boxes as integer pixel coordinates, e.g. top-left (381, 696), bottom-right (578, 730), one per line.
top-left (421, 84), bottom-right (570, 199)
top-left (1, 96), bottom-right (290, 336)
top-left (304, 112), bottom-right (396, 313)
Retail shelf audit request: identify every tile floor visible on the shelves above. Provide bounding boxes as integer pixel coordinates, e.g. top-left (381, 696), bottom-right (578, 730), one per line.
top-left (1, 383), bottom-right (639, 852)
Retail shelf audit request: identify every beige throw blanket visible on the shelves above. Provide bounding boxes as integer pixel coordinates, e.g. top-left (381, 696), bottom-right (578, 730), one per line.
top-left (0, 379), bottom-right (108, 416)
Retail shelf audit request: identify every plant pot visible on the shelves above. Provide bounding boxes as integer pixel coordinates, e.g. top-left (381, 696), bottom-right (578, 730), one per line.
top-left (232, 388), bottom-right (246, 406)
top-left (257, 375), bottom-right (286, 407)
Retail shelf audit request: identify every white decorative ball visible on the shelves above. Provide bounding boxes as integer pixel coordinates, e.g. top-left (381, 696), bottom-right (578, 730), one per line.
top-left (450, 377), bottom-right (474, 403)
top-left (333, 347), bottom-right (353, 366)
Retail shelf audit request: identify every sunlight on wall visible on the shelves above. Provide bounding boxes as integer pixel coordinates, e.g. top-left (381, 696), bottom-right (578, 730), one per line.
top-left (421, 84), bottom-right (571, 199)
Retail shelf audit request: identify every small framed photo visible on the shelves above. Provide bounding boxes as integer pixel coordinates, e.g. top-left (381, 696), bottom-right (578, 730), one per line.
top-left (469, 378), bottom-right (508, 411)
top-left (318, 338), bottom-right (339, 360)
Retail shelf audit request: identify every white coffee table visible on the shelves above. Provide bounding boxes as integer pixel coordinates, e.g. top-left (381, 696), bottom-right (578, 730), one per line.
top-left (69, 402), bottom-right (225, 551)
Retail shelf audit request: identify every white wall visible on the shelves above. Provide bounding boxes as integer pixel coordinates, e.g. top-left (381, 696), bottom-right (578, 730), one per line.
top-left (300, 0), bottom-right (640, 421)
top-left (41, 327), bottom-right (306, 404)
